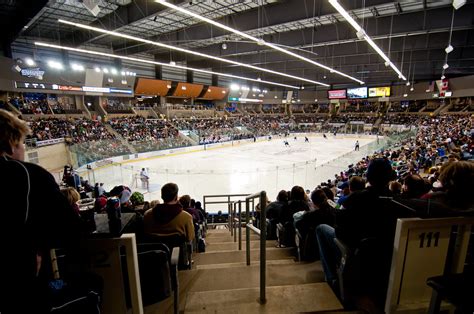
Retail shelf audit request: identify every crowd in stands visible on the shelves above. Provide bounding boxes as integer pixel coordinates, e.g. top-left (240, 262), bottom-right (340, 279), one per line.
top-left (108, 116), bottom-right (179, 142)
top-left (104, 99), bottom-right (134, 114)
top-left (329, 114), bottom-right (378, 124)
top-left (292, 116), bottom-right (326, 124)
top-left (382, 114), bottom-right (429, 125)
top-left (318, 104), bottom-right (330, 113)
top-left (27, 117), bottom-right (115, 143)
top-left (258, 112), bottom-right (473, 310)
top-left (357, 102), bottom-right (379, 112)
top-left (339, 102), bottom-right (378, 113)
top-left (8, 97), bottom-right (52, 114)
top-left (408, 101), bottom-right (425, 112)
top-left (303, 104), bottom-right (318, 113)
top-left (388, 102), bottom-right (407, 112)
top-left (331, 113), bottom-right (379, 125)
top-left (1, 104), bottom-right (473, 313)
top-left (167, 104), bottom-right (214, 111)
top-left (50, 102), bottom-right (82, 114)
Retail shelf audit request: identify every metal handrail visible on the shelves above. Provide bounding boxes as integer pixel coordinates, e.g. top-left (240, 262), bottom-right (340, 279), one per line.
top-left (245, 191), bottom-right (267, 304)
top-left (202, 193), bottom-right (252, 225)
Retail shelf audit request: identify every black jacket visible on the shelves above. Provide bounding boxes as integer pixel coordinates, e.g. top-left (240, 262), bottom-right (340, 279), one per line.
top-left (0, 157), bottom-right (82, 313)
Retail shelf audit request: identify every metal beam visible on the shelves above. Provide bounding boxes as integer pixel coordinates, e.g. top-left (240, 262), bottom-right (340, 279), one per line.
top-left (60, 0), bottom-right (165, 46)
top-left (111, 0), bottom-right (391, 54)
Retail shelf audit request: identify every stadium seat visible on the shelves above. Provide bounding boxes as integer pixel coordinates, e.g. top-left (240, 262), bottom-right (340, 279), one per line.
top-left (141, 233), bottom-right (192, 270)
top-left (426, 272), bottom-right (474, 314)
top-left (121, 242), bottom-right (179, 314)
top-left (334, 237), bottom-right (388, 309)
top-left (385, 217), bottom-right (474, 313)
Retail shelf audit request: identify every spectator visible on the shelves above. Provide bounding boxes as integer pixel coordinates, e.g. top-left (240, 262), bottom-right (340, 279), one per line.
top-left (179, 194), bottom-right (200, 223)
top-left (316, 159), bottom-right (401, 286)
top-left (389, 181), bottom-right (402, 196)
top-left (143, 183), bottom-right (195, 242)
top-left (0, 109), bottom-right (81, 313)
top-left (401, 174), bottom-right (426, 199)
top-left (61, 187), bottom-right (81, 215)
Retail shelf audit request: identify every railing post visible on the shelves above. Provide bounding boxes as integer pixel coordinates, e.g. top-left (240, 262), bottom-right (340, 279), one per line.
top-left (229, 203), bottom-right (233, 236)
top-left (246, 199), bottom-right (250, 266)
top-left (233, 202), bottom-right (237, 243)
top-left (238, 201), bottom-right (242, 251)
top-left (260, 191), bottom-right (267, 304)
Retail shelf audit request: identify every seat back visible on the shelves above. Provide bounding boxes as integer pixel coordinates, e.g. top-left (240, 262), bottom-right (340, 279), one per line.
top-left (334, 237), bottom-right (386, 305)
top-left (137, 250), bottom-right (172, 306)
top-left (385, 217), bottom-right (474, 313)
top-left (276, 222), bottom-right (295, 247)
top-left (142, 233), bottom-right (192, 269)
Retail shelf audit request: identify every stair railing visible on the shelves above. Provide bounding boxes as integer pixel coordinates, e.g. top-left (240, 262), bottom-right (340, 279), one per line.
top-left (245, 191), bottom-right (267, 304)
top-left (202, 194), bottom-right (252, 225)
top-left (233, 201), bottom-right (243, 250)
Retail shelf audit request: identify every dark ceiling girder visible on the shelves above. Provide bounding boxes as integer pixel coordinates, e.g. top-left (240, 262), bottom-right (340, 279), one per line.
top-left (60, 0), bottom-right (165, 46)
top-left (176, 5), bottom-right (472, 59)
top-left (145, 7), bottom-right (472, 71)
top-left (112, 0), bottom-right (391, 54)
top-left (1, 0), bottom-right (49, 53)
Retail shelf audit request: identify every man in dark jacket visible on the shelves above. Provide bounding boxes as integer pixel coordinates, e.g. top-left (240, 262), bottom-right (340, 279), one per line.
top-left (316, 158), bottom-right (409, 285)
top-left (143, 183), bottom-right (195, 242)
top-left (0, 109), bottom-right (82, 314)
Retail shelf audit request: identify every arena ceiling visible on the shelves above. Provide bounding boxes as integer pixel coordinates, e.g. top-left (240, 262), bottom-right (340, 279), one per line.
top-left (3, 0), bottom-right (474, 89)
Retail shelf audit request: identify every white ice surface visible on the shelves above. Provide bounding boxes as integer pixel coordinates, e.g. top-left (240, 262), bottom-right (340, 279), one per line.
top-left (85, 134), bottom-right (380, 213)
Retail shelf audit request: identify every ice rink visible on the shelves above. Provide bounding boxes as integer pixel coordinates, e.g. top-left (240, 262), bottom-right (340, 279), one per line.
top-left (82, 134), bottom-right (382, 213)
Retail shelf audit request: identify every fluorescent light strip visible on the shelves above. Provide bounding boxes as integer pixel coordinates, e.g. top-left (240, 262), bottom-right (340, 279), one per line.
top-left (58, 19), bottom-right (328, 87)
top-left (155, 0), bottom-right (364, 84)
top-left (328, 0), bottom-right (407, 81)
top-left (34, 41), bottom-right (299, 89)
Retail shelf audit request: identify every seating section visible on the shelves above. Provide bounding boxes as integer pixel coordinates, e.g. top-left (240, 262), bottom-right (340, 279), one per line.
top-left (17, 105), bottom-right (474, 313)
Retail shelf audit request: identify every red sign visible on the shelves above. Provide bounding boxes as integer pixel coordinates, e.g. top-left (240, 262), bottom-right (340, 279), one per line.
top-left (328, 89), bottom-right (346, 99)
top-left (58, 85), bottom-right (82, 91)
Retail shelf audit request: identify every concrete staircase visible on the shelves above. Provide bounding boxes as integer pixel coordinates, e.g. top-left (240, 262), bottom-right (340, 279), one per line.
top-left (145, 227), bottom-right (343, 313)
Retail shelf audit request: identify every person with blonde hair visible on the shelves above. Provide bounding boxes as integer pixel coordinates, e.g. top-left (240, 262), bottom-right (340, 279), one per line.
top-left (0, 109), bottom-right (82, 313)
top-left (61, 187), bottom-right (81, 214)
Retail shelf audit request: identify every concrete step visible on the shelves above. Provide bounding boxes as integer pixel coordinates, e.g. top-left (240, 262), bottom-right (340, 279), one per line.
top-left (193, 247), bottom-right (294, 266)
top-left (206, 229), bottom-right (255, 237)
top-left (145, 261), bottom-right (327, 313)
top-left (187, 261), bottom-right (325, 290)
top-left (206, 233), bottom-right (260, 243)
top-left (194, 258), bottom-right (296, 270)
top-left (184, 283), bottom-right (343, 313)
top-left (205, 240), bottom-right (277, 252)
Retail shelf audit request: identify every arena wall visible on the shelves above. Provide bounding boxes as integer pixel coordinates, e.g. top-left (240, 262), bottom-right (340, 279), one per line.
top-left (26, 143), bottom-right (71, 173)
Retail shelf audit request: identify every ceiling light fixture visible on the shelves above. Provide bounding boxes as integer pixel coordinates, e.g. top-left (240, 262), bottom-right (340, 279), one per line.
top-left (328, 0), bottom-right (406, 81)
top-left (71, 63), bottom-right (85, 71)
top-left (25, 58), bottom-right (36, 66)
top-left (58, 19), bottom-right (329, 87)
top-left (47, 60), bottom-right (63, 70)
top-left (152, 1), bottom-right (362, 84)
top-left (35, 41), bottom-right (300, 89)
top-left (452, 0), bottom-right (466, 10)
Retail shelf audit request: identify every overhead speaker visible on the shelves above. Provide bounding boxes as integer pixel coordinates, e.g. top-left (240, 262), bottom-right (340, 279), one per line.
top-left (82, 0), bottom-right (100, 17)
